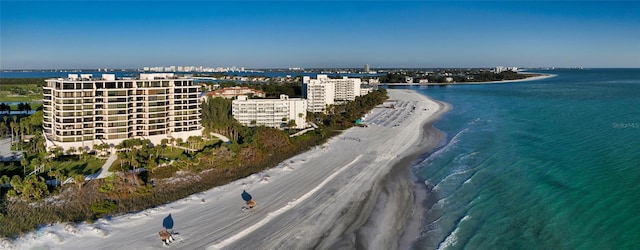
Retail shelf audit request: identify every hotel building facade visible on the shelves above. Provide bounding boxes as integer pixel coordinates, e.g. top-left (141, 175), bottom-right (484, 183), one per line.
top-left (43, 73), bottom-right (202, 151)
top-left (302, 74), bottom-right (362, 113)
top-left (232, 95), bottom-right (307, 129)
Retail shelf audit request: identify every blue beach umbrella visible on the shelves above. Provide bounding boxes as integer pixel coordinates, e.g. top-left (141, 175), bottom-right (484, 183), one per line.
top-left (162, 214), bottom-right (174, 230)
top-left (241, 190), bottom-right (252, 202)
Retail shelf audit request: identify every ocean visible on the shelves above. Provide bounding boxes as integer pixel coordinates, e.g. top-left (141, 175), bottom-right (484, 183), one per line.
top-left (400, 69), bottom-right (640, 249)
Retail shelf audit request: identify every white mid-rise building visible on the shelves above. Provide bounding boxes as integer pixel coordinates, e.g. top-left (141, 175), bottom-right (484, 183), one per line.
top-left (232, 94), bottom-right (307, 129)
top-left (302, 74), bottom-right (362, 113)
top-left (360, 86), bottom-right (374, 96)
top-left (43, 73), bottom-right (202, 151)
top-left (302, 77), bottom-right (335, 113)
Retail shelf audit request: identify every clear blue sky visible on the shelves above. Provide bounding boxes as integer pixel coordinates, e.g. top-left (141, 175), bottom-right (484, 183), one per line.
top-left (1, 1), bottom-right (639, 69)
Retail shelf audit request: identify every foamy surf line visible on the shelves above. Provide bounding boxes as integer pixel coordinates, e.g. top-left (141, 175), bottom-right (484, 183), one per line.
top-left (207, 155), bottom-right (363, 250)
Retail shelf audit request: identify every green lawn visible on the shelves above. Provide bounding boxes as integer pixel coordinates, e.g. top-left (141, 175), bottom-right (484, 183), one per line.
top-left (53, 157), bottom-right (106, 176)
top-left (1, 94), bottom-right (43, 103)
top-left (1, 157), bottom-right (105, 178)
top-left (0, 162), bottom-right (24, 177)
top-left (159, 147), bottom-right (185, 159)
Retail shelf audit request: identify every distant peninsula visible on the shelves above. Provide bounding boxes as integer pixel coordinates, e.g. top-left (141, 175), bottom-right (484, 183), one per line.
top-left (375, 68), bottom-right (553, 85)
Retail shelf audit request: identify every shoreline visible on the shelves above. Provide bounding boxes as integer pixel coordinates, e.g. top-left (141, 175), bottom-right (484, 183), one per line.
top-left (2, 89), bottom-right (448, 250)
top-left (326, 94), bottom-right (451, 249)
top-left (382, 72), bottom-right (557, 86)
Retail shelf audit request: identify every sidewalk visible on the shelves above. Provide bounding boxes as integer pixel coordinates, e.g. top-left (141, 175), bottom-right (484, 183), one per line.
top-left (63, 151), bottom-right (117, 184)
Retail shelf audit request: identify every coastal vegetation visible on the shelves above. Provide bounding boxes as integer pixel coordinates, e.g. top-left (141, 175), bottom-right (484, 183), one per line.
top-left (0, 81), bottom-right (388, 238)
top-left (379, 69), bottom-right (537, 83)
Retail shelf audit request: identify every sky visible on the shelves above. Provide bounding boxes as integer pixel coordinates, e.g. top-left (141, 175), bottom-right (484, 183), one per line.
top-left (1, 1), bottom-right (639, 69)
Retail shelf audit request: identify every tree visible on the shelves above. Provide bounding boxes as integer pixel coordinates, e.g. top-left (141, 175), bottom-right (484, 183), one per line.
top-left (0, 122), bottom-right (6, 137)
top-left (18, 122), bottom-right (25, 149)
top-left (8, 175), bottom-right (23, 197)
top-left (20, 156), bottom-right (29, 176)
top-left (160, 138), bottom-right (168, 153)
top-left (78, 147), bottom-right (85, 160)
top-left (43, 157), bottom-right (53, 172)
top-left (52, 146), bottom-right (64, 158)
top-left (30, 157), bottom-right (41, 174)
top-left (0, 103), bottom-right (9, 114)
top-left (48, 169), bottom-right (64, 187)
top-left (73, 174), bottom-right (86, 190)
top-left (129, 149), bottom-right (139, 172)
top-left (147, 157), bottom-right (158, 173)
top-left (2, 115), bottom-right (7, 135)
top-left (9, 122), bottom-right (15, 147)
top-left (21, 175), bottom-right (49, 200)
top-left (66, 146), bottom-right (77, 155)
top-left (0, 175), bottom-right (10, 193)
top-left (287, 119), bottom-right (297, 129)
top-left (169, 138), bottom-right (175, 151)
top-left (21, 102), bottom-right (31, 113)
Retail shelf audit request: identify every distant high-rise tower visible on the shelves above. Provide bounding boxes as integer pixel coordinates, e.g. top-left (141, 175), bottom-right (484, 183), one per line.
top-left (364, 64), bottom-right (370, 73)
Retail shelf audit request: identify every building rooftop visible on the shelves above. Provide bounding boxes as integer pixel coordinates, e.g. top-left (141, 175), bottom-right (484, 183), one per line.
top-left (50, 73), bottom-right (191, 81)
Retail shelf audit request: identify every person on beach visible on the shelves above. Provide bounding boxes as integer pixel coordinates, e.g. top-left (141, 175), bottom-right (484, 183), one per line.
top-left (159, 229), bottom-right (174, 246)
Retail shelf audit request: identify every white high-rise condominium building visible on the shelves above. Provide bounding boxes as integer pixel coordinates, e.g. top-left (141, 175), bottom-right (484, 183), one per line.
top-left (302, 74), bottom-right (361, 113)
top-left (43, 73), bottom-right (202, 151)
top-left (232, 95), bottom-right (307, 129)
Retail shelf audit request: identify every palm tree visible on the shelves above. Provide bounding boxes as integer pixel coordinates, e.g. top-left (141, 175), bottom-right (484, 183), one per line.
top-left (20, 155), bottom-right (29, 176)
top-left (19, 122), bottom-right (25, 149)
top-left (147, 156), bottom-right (158, 173)
top-left (73, 174), bottom-right (85, 190)
top-left (30, 157), bottom-right (41, 174)
top-left (9, 122), bottom-right (15, 146)
top-left (130, 149), bottom-right (139, 172)
top-left (0, 122), bottom-right (6, 137)
top-left (160, 138), bottom-right (168, 153)
top-left (67, 146), bottom-right (77, 155)
top-left (78, 147), bottom-right (85, 160)
top-left (2, 115), bottom-right (8, 134)
top-left (47, 169), bottom-right (62, 187)
top-left (44, 157), bottom-right (54, 173)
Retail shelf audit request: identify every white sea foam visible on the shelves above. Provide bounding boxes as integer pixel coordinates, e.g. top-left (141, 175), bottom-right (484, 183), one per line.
top-left (463, 177), bottom-right (473, 185)
top-left (436, 225), bottom-right (459, 250)
top-left (420, 127), bottom-right (469, 165)
top-left (436, 215), bottom-right (471, 250)
top-left (461, 215), bottom-right (471, 222)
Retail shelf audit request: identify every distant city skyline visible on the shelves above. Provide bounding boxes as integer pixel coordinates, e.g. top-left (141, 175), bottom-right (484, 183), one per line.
top-left (1, 1), bottom-right (639, 70)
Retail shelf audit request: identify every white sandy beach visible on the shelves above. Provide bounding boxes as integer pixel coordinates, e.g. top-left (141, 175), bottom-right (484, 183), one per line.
top-left (1, 89), bottom-right (447, 250)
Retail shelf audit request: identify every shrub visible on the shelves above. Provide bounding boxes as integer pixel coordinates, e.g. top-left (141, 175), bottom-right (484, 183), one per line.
top-left (90, 200), bottom-right (116, 218)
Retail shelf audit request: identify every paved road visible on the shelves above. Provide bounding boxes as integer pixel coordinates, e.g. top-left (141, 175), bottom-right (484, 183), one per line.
top-left (0, 137), bottom-right (23, 162)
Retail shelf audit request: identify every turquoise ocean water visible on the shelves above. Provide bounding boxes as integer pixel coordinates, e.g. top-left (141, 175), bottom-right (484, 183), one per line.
top-left (401, 69), bottom-right (640, 249)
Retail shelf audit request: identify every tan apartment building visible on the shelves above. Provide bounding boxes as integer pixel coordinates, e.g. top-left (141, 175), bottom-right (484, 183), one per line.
top-left (43, 73), bottom-right (202, 151)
